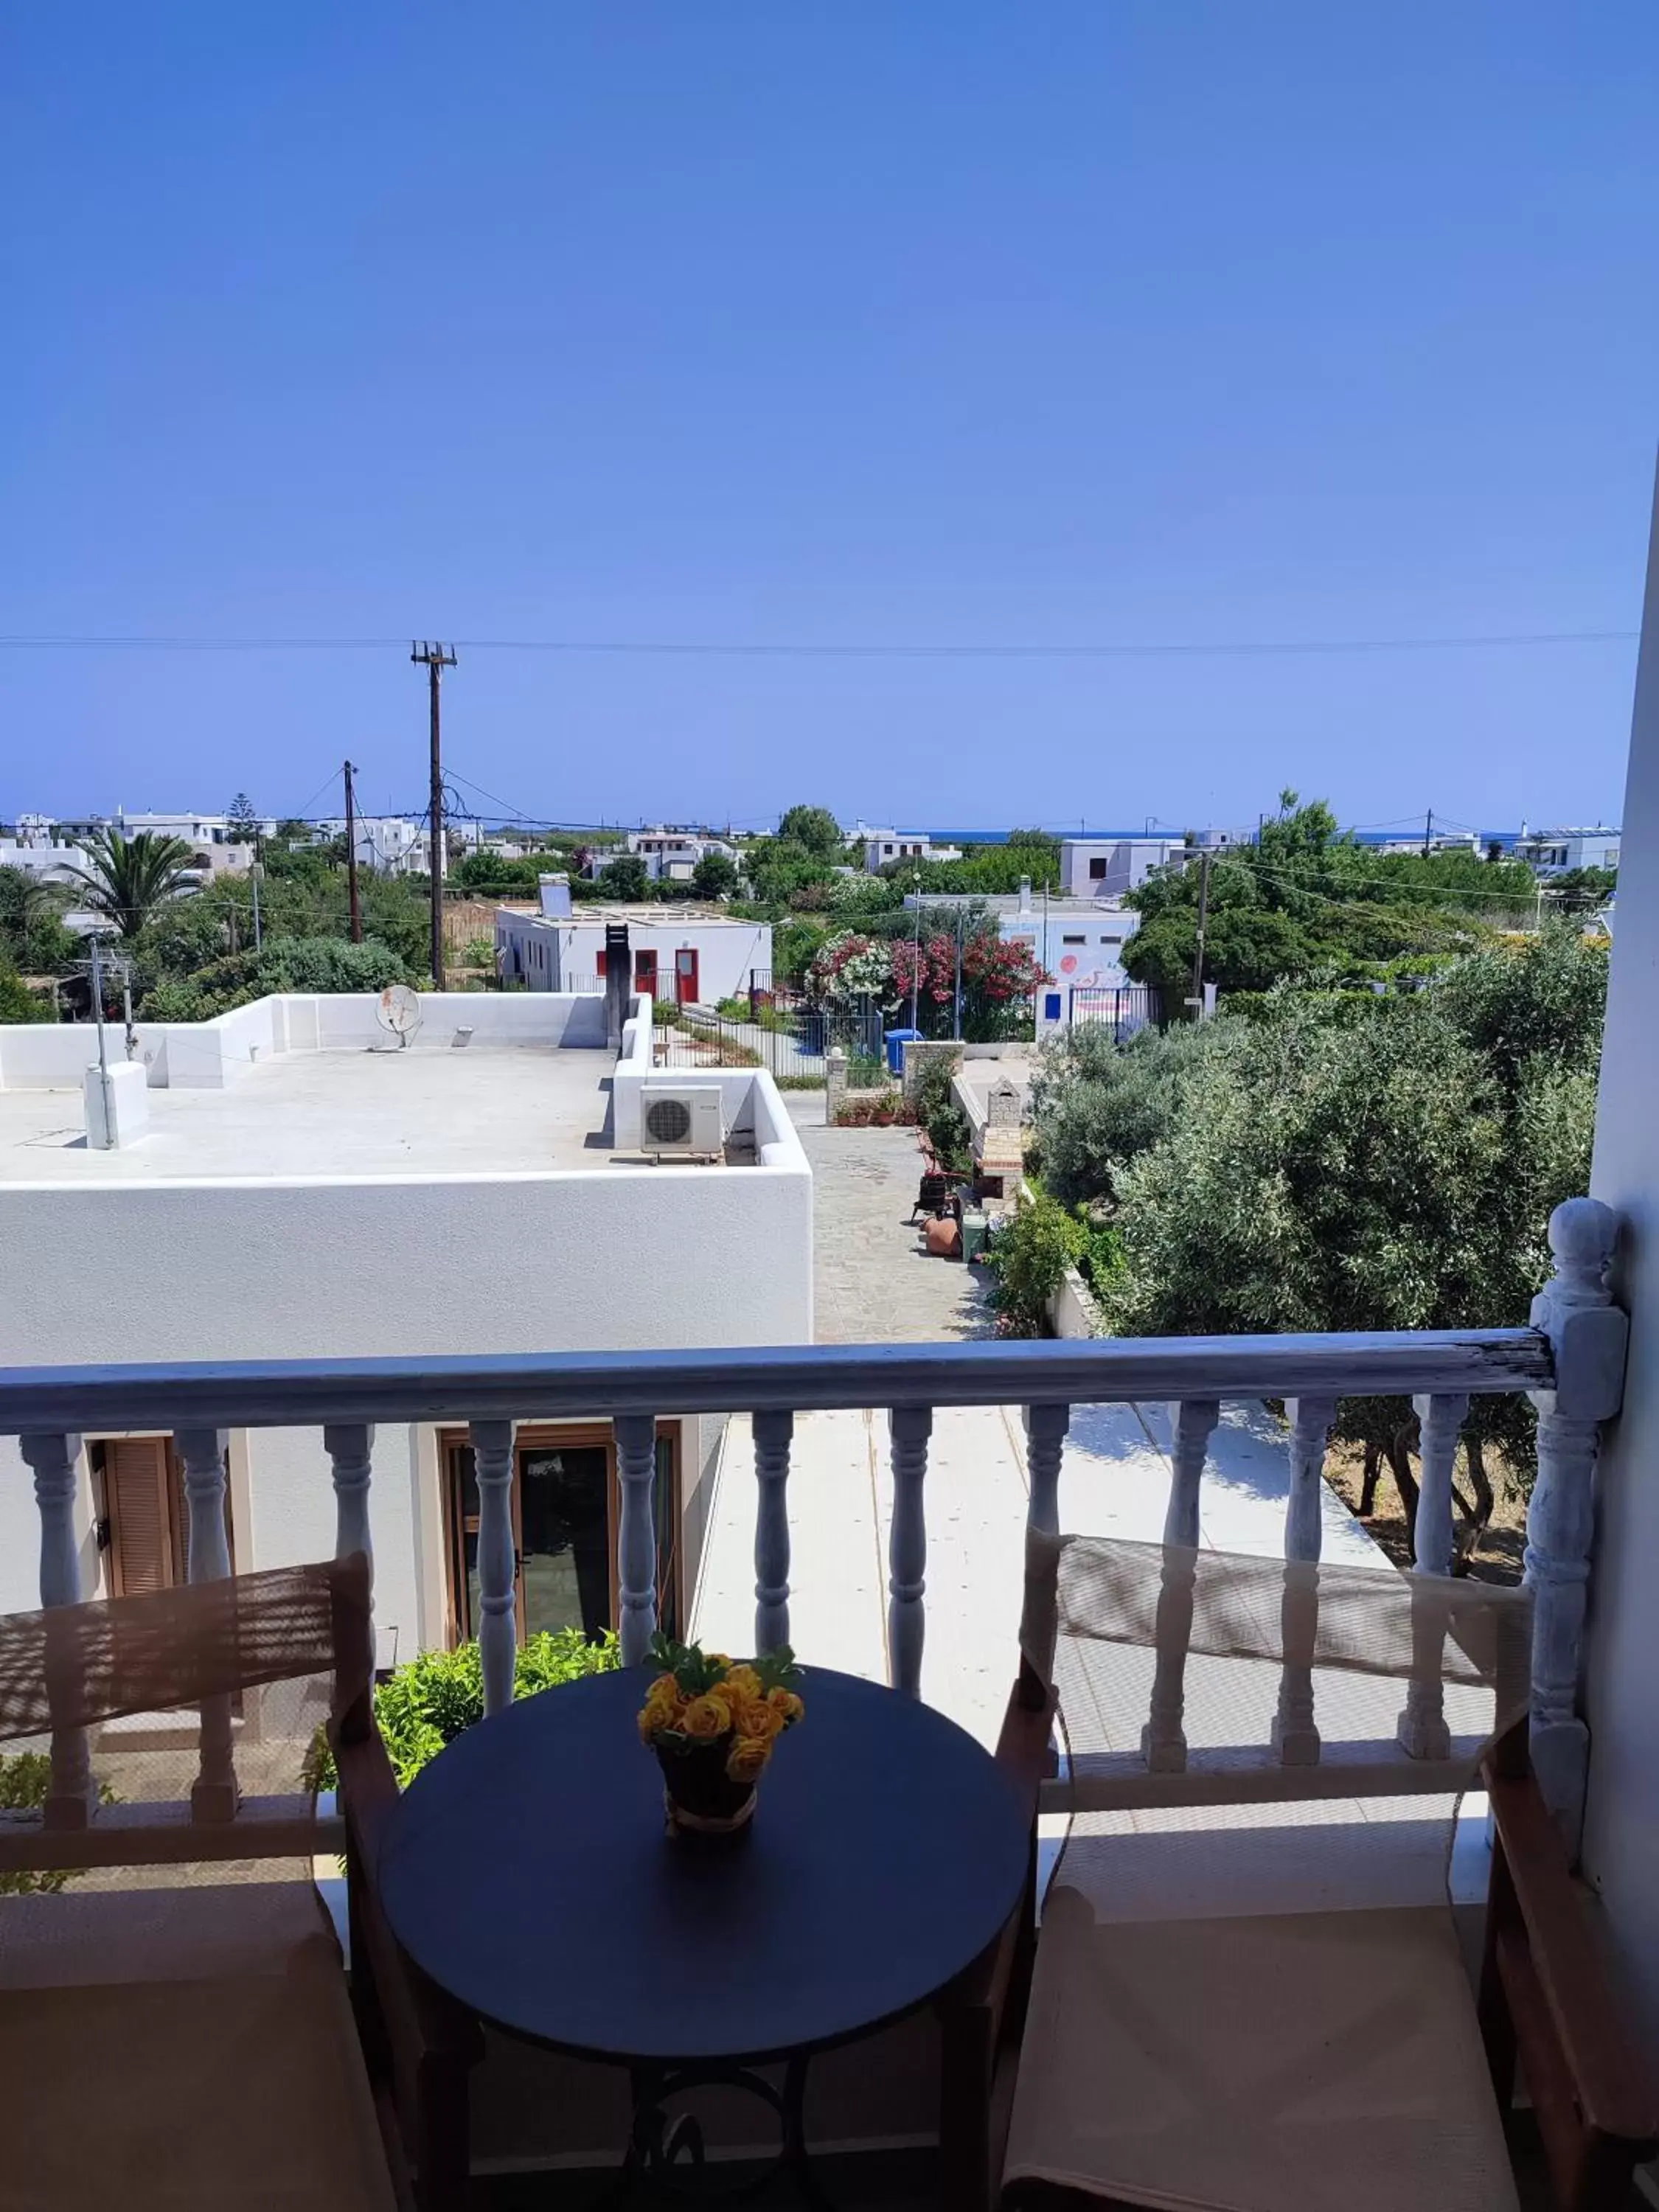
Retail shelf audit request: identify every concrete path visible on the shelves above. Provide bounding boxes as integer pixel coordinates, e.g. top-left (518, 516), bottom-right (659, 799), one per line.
top-left (786, 1091), bottom-right (993, 1343)
top-left (692, 1091), bottom-right (1382, 1749)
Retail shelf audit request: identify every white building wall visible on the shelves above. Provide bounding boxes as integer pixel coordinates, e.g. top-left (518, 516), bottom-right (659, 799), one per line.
top-left (495, 914), bottom-right (771, 1004)
top-left (1583, 465), bottom-right (1659, 2072)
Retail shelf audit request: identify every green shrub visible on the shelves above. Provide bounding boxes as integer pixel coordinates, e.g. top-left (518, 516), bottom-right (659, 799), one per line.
top-left (309, 1630), bottom-right (619, 1792)
top-left (0, 1751), bottom-right (116, 1893)
top-left (834, 1089), bottom-right (915, 1128)
top-left (984, 1189), bottom-right (1085, 1336)
top-left (0, 966), bottom-right (46, 1023)
top-left (912, 1050), bottom-right (973, 1173)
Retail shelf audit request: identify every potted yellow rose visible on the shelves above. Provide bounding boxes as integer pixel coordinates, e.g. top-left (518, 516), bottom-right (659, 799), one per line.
top-left (639, 1634), bottom-right (806, 1837)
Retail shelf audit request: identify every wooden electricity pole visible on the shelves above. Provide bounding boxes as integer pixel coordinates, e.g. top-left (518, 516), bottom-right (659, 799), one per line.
top-left (1188, 849), bottom-right (1213, 1018)
top-left (411, 642), bottom-right (457, 987)
top-left (343, 759), bottom-right (363, 944)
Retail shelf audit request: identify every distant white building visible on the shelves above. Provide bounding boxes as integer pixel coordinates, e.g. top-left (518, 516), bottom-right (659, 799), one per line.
top-left (1059, 830), bottom-right (1246, 901)
top-left (312, 815), bottom-right (433, 878)
top-left (859, 827), bottom-right (964, 872)
top-left (622, 827), bottom-right (740, 883)
top-left (1517, 825), bottom-right (1621, 875)
top-left (497, 893), bottom-right (771, 1007)
top-left (904, 878), bottom-right (1139, 1026)
top-left (6, 811), bottom-right (263, 879)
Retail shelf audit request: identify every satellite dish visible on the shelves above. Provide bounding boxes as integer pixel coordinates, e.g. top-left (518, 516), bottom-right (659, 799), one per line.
top-left (376, 984), bottom-right (422, 1048)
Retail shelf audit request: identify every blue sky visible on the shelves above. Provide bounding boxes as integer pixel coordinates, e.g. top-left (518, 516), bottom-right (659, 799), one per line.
top-left (3, 5), bottom-right (1655, 833)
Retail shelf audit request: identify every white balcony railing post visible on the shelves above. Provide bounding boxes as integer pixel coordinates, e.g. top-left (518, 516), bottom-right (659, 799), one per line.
top-left (888, 1405), bottom-right (932, 1697)
top-left (1397, 1391), bottom-right (1467, 1760)
top-left (1141, 1400), bottom-right (1220, 1773)
top-left (752, 1408), bottom-right (793, 1655)
top-left (1023, 1403), bottom-right (1070, 1537)
top-left (470, 1419), bottom-right (518, 1717)
top-left (1527, 1197), bottom-right (1627, 1848)
top-left (1164, 1399), bottom-right (1220, 1550)
top-left (20, 1430), bottom-right (93, 1828)
top-left (175, 1427), bottom-right (237, 1821)
top-left (324, 1423), bottom-right (375, 1573)
top-left (1273, 1395), bottom-right (1334, 1765)
top-left (614, 1412), bottom-right (659, 1668)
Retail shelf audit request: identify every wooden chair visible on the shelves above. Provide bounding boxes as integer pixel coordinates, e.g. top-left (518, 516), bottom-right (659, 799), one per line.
top-left (330, 1672), bottom-right (484, 2211)
top-left (979, 1532), bottom-right (1657, 2212)
top-left (0, 1556), bottom-right (416, 2210)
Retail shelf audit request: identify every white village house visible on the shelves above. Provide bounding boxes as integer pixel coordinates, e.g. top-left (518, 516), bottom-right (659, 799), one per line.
top-left (495, 879), bottom-right (771, 1006)
top-left (0, 987), bottom-right (811, 1665)
top-left (622, 826), bottom-right (740, 882)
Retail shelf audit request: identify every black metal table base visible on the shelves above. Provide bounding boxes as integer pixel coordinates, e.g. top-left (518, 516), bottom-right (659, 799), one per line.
top-left (597, 2053), bottom-right (833, 2208)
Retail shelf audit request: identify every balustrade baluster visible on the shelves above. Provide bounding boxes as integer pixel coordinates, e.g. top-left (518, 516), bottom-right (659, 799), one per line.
top-left (614, 1413), bottom-right (660, 1669)
top-left (1526, 1198), bottom-right (1626, 1846)
top-left (1397, 1391), bottom-right (1467, 1760)
top-left (470, 1419), bottom-right (518, 1717)
top-left (887, 1406), bottom-right (932, 1698)
top-left (752, 1410), bottom-right (793, 1655)
top-left (1163, 1399), bottom-right (1220, 1550)
top-left (1141, 1400), bottom-right (1220, 1772)
top-left (175, 1427), bottom-right (237, 1820)
top-left (1273, 1395), bottom-right (1333, 1764)
top-left (1023, 1404), bottom-right (1070, 1537)
top-left (324, 1424), bottom-right (375, 1573)
top-left (20, 1430), bottom-right (93, 1829)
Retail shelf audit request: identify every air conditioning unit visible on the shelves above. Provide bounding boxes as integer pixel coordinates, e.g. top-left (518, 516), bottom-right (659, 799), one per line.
top-left (640, 1084), bottom-right (726, 1161)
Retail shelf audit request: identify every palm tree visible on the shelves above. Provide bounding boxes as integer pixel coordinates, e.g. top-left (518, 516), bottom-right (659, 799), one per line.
top-left (66, 827), bottom-right (199, 939)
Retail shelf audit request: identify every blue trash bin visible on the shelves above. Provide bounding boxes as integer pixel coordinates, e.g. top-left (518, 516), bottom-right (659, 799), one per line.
top-left (885, 1027), bottom-right (924, 1077)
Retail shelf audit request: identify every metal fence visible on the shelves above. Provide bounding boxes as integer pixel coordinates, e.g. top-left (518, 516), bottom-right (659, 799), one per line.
top-left (1068, 985), bottom-right (1162, 1037)
top-left (655, 1001), bottom-right (885, 1081)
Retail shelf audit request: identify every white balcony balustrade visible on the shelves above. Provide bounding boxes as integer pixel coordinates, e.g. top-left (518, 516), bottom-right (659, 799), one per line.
top-left (0, 1200), bottom-right (1624, 1849)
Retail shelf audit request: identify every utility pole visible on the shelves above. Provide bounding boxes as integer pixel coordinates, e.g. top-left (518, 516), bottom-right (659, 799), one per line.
top-left (250, 864), bottom-right (262, 953)
top-left (411, 641), bottom-right (457, 987)
top-left (1422, 807), bottom-right (1433, 859)
top-left (1188, 849), bottom-right (1213, 1018)
top-left (343, 759), bottom-right (363, 943)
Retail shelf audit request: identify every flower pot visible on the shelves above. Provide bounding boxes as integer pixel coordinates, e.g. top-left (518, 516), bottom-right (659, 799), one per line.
top-left (655, 1738), bottom-right (757, 1837)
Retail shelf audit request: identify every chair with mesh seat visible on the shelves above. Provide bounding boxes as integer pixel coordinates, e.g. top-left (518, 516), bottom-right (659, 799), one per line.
top-left (990, 1532), bottom-right (1657, 2212)
top-left (0, 1556), bottom-right (471, 2212)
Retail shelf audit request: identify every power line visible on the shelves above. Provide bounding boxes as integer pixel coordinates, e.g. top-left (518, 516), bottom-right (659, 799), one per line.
top-left (1204, 855), bottom-right (1545, 909)
top-left (0, 627), bottom-right (1638, 660)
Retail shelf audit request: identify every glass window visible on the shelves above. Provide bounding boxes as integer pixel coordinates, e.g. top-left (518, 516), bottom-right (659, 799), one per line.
top-left (1062, 933), bottom-right (1086, 945)
top-left (1088, 857), bottom-right (1107, 880)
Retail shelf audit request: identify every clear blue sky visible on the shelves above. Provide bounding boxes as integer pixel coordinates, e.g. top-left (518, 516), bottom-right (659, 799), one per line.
top-left (3, 4), bottom-right (1655, 834)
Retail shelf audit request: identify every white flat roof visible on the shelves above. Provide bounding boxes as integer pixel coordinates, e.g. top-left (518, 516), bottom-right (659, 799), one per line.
top-left (512, 905), bottom-right (754, 928)
top-left (0, 1047), bottom-right (618, 1183)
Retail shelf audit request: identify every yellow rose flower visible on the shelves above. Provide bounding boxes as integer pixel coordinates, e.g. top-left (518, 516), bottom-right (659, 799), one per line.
top-left (766, 1688), bottom-right (804, 1725)
top-left (639, 1705), bottom-right (668, 1742)
top-left (726, 1735), bottom-right (772, 1784)
top-left (681, 1694), bottom-right (731, 1739)
top-left (721, 1665), bottom-right (762, 1703)
top-left (734, 1699), bottom-right (783, 1744)
top-left (647, 1672), bottom-right (682, 1704)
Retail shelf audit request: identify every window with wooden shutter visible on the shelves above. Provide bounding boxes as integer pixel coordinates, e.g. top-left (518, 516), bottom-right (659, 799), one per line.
top-left (103, 1438), bottom-right (178, 1595)
top-left (98, 1436), bottom-right (235, 1594)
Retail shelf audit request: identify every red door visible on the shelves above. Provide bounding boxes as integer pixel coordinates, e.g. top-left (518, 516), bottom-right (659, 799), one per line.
top-left (634, 950), bottom-right (658, 999)
top-left (675, 948), bottom-right (698, 1006)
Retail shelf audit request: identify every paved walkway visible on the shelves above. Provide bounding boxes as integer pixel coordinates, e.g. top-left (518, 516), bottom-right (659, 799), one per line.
top-left (786, 1091), bottom-right (992, 1343)
top-left (692, 1093), bottom-right (1382, 1750)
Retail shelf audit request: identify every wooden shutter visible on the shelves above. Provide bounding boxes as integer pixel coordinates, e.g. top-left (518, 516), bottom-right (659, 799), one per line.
top-left (106, 1439), bottom-right (176, 1596)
